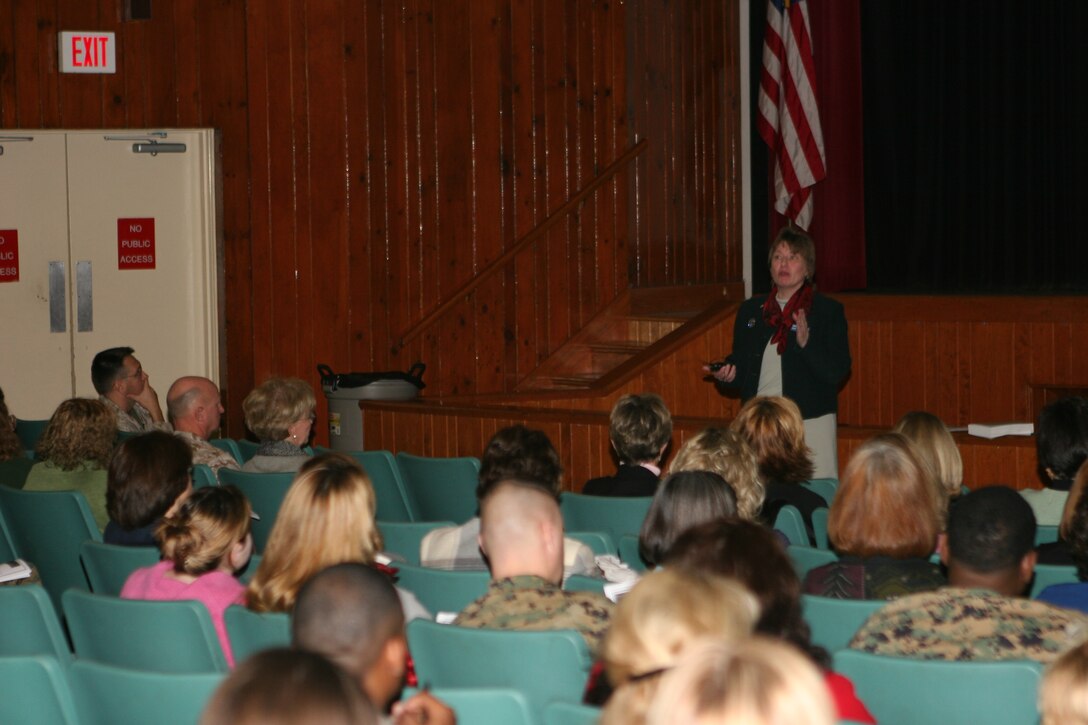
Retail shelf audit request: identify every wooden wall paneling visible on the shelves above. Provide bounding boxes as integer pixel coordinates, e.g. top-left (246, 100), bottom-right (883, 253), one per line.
top-left (573, 1), bottom-right (597, 328)
top-left (542, 3), bottom-right (571, 358)
top-left (100, 4), bottom-right (127, 128)
top-left (144, 6), bottom-right (181, 126)
top-left (970, 322), bottom-right (1015, 422)
top-left (385, 1), bottom-right (413, 378)
top-left (888, 320), bottom-right (926, 418)
top-left (33, 1), bottom-right (61, 126)
top-left (0, 3), bottom-right (20, 127)
top-left (117, 13), bottom-right (147, 128)
top-left (57, 0), bottom-right (103, 127)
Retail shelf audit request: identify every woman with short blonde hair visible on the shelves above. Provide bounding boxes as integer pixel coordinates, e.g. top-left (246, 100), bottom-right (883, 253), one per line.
top-left (893, 410), bottom-right (963, 511)
top-left (645, 637), bottom-right (836, 725)
top-left (669, 427), bottom-right (764, 520)
top-left (600, 569), bottom-right (759, 725)
top-left (241, 377), bottom-right (317, 473)
top-left (1040, 640), bottom-right (1088, 725)
top-left (803, 433), bottom-right (945, 599)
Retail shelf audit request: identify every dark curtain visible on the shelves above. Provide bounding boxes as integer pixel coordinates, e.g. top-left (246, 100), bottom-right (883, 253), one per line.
top-left (862, 1), bottom-right (1088, 292)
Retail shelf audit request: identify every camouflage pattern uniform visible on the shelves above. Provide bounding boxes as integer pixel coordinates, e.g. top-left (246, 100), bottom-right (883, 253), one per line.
top-left (454, 575), bottom-right (613, 656)
top-left (850, 587), bottom-right (1088, 663)
top-left (99, 395), bottom-right (172, 433)
top-left (174, 430), bottom-right (240, 481)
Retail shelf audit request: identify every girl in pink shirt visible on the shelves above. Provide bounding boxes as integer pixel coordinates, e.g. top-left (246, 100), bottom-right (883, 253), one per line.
top-left (121, 485), bottom-right (254, 667)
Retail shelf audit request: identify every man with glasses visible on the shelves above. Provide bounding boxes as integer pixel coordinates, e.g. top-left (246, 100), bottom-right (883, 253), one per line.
top-left (91, 346), bottom-right (171, 433)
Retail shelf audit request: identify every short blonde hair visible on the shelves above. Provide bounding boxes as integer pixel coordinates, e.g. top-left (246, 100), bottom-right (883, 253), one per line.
top-left (35, 398), bottom-right (115, 470)
top-left (893, 411), bottom-right (963, 501)
top-left (600, 570), bottom-right (759, 725)
top-left (1041, 641), bottom-right (1088, 725)
top-left (645, 637), bottom-right (835, 725)
top-left (829, 433), bottom-right (942, 558)
top-left (243, 378), bottom-right (317, 442)
top-left (158, 486), bottom-right (252, 575)
top-left (669, 428), bottom-right (765, 520)
top-left (730, 396), bottom-right (814, 485)
top-left (246, 453), bottom-right (381, 612)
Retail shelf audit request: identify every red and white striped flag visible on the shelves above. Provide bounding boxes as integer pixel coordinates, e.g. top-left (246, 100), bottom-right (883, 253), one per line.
top-left (757, 0), bottom-right (826, 230)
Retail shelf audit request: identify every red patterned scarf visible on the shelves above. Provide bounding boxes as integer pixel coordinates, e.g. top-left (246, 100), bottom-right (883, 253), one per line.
top-left (762, 281), bottom-right (813, 354)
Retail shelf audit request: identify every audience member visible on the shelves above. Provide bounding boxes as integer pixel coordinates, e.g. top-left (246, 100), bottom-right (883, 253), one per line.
top-left (91, 346), bottom-right (170, 433)
top-left (454, 480), bottom-right (612, 655)
top-left (200, 648), bottom-right (377, 725)
top-left (893, 410), bottom-right (964, 518)
top-left (167, 376), bottom-right (240, 479)
top-left (583, 394), bottom-right (672, 496)
top-left (851, 486), bottom-right (1088, 663)
top-left (1039, 640), bottom-right (1088, 725)
top-left (665, 518), bottom-right (874, 723)
top-left (667, 427), bottom-right (764, 521)
top-left (598, 569), bottom-right (758, 725)
top-left (638, 470), bottom-right (737, 568)
top-left (293, 563), bottom-right (455, 725)
top-left (121, 486), bottom-right (252, 666)
top-left (24, 398), bottom-right (114, 530)
top-left (105, 431), bottom-right (194, 546)
top-left (246, 452), bottom-right (429, 620)
top-left (645, 637), bottom-right (837, 725)
top-left (241, 377), bottom-right (316, 473)
top-left (0, 386), bottom-right (33, 488)
top-left (730, 396), bottom-right (824, 542)
top-left (419, 425), bottom-right (596, 576)
top-left (804, 433), bottom-right (945, 600)
top-left (1024, 396), bottom-right (1088, 526)
top-left (1038, 486), bottom-right (1088, 611)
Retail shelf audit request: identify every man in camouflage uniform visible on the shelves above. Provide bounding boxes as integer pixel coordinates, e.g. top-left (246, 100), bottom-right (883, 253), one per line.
top-left (851, 486), bottom-right (1088, 663)
top-left (91, 347), bottom-right (171, 433)
top-left (454, 480), bottom-right (613, 656)
top-left (166, 376), bottom-right (239, 481)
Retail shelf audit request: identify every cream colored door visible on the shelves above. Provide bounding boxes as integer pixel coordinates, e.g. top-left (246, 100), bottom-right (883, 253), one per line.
top-left (65, 129), bottom-right (220, 402)
top-left (0, 133), bottom-right (77, 418)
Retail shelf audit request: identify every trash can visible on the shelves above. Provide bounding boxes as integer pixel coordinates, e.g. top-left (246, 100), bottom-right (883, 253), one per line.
top-left (317, 363), bottom-right (426, 451)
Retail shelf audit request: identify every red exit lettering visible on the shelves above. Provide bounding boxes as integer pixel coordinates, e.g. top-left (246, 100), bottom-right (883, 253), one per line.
top-left (71, 35), bottom-right (109, 67)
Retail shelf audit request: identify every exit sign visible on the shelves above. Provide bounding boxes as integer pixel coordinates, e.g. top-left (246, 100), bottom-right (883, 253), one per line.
top-left (59, 32), bottom-right (116, 74)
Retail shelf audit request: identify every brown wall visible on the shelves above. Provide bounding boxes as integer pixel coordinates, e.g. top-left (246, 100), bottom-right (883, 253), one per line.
top-left (1, 0), bottom-right (738, 439)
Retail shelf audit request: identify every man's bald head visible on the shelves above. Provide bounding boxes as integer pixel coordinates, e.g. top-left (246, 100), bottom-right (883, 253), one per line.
top-left (167, 376), bottom-right (223, 438)
top-left (479, 480), bottom-right (565, 583)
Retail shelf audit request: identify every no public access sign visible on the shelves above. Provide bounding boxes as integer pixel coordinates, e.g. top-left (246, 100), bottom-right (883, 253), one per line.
top-left (117, 218), bottom-right (156, 270)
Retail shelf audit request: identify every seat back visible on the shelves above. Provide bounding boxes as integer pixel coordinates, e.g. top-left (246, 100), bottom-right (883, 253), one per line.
top-left (0, 656), bottom-right (79, 725)
top-left (394, 563), bottom-right (490, 614)
top-left (69, 660), bottom-right (224, 725)
top-left (811, 507), bottom-right (830, 550)
top-left (832, 649), bottom-right (1043, 725)
top-left (191, 463), bottom-right (218, 488)
top-left (237, 439), bottom-right (261, 462)
top-left (347, 450), bottom-right (414, 522)
top-left (0, 502), bottom-right (17, 561)
top-left (802, 594), bottom-right (883, 652)
top-left (565, 530), bottom-right (616, 557)
top-left (394, 452), bottom-right (481, 523)
top-left (80, 541), bottom-right (160, 596)
top-left (543, 701), bottom-right (603, 725)
top-left (14, 418), bottom-right (50, 451)
top-left (63, 589), bottom-right (228, 673)
top-left (1031, 563), bottom-right (1079, 598)
top-left (402, 687), bottom-right (535, 725)
top-left (801, 477), bottom-right (838, 506)
top-left (1035, 525), bottom-right (1059, 546)
top-left (788, 545), bottom-right (838, 580)
top-left (223, 605), bottom-right (291, 663)
top-left (0, 486), bottom-right (100, 610)
top-left (378, 520), bottom-right (456, 566)
top-left (563, 575), bottom-right (607, 595)
top-left (617, 534), bottom-right (648, 571)
top-left (0, 455), bottom-right (35, 490)
top-left (209, 438), bottom-right (244, 465)
top-left (559, 493), bottom-right (652, 545)
top-left (218, 469), bottom-right (297, 552)
top-left (0, 585), bottom-right (72, 664)
top-left (773, 504), bottom-right (808, 546)
top-left (407, 620), bottom-right (592, 715)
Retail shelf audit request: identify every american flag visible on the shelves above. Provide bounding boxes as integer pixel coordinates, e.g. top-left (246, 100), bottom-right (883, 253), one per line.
top-left (757, 0), bottom-right (826, 230)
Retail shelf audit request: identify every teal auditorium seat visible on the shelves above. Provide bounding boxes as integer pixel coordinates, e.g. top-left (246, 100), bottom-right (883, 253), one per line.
top-left (0, 585), bottom-right (72, 663)
top-left (812, 507), bottom-right (830, 549)
top-left (349, 450), bottom-right (415, 522)
top-left (787, 545), bottom-right (838, 580)
top-left (565, 530), bottom-right (616, 557)
top-left (217, 469), bottom-right (296, 552)
top-left (773, 504), bottom-right (809, 546)
top-left (63, 589), bottom-right (228, 673)
top-left (1031, 563), bottom-right (1079, 599)
top-left (0, 486), bottom-right (100, 611)
top-left (68, 660), bottom-right (224, 725)
top-left (394, 562), bottom-right (490, 614)
top-left (407, 620), bottom-right (592, 716)
top-left (543, 701), bottom-right (603, 725)
top-left (1034, 525), bottom-right (1059, 546)
top-left (378, 520), bottom-right (456, 566)
top-left (559, 493), bottom-right (652, 546)
top-left (801, 477), bottom-right (838, 506)
top-left (402, 687), bottom-right (535, 725)
top-left (832, 649), bottom-right (1042, 725)
top-left (80, 540), bottom-right (159, 595)
top-left (237, 438), bottom-right (260, 462)
top-left (617, 534), bottom-right (648, 571)
top-left (191, 463), bottom-right (218, 488)
top-left (209, 438), bottom-right (244, 464)
top-left (564, 574), bottom-right (607, 595)
top-left (0, 656), bottom-right (79, 725)
top-left (14, 418), bottom-right (49, 452)
top-left (801, 594), bottom-right (883, 653)
top-left (224, 605), bottom-right (291, 663)
top-left (395, 452), bottom-right (481, 523)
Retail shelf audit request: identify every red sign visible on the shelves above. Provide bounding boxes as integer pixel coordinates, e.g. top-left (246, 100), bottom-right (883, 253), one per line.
top-left (117, 218), bottom-right (156, 270)
top-left (0, 230), bottom-right (18, 282)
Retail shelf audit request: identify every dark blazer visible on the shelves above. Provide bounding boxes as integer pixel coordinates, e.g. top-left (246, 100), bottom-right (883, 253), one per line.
top-left (721, 292), bottom-right (850, 419)
top-left (583, 465), bottom-right (660, 497)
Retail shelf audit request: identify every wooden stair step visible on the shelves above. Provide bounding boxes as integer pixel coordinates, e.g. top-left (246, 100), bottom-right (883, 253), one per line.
top-left (586, 341), bottom-right (647, 355)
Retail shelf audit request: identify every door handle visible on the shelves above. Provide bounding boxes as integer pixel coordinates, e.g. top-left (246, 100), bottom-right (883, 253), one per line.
top-left (76, 261), bottom-right (93, 332)
top-left (48, 261), bottom-right (66, 333)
